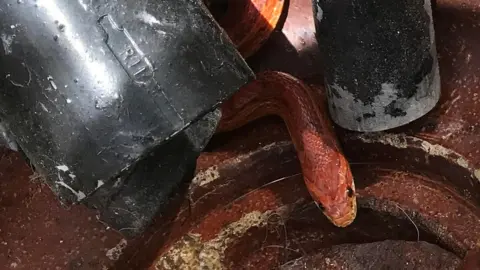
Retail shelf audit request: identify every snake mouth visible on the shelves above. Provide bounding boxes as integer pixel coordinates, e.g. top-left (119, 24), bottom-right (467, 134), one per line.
top-left (305, 179), bottom-right (358, 227)
top-left (325, 197), bottom-right (358, 228)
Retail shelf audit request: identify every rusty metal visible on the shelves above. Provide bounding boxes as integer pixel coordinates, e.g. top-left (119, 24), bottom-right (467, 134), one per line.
top-left (459, 250), bottom-right (480, 270)
top-left (148, 140), bottom-right (480, 269)
top-left (145, 0), bottom-right (480, 269)
top-left (0, 0), bottom-right (479, 269)
top-left (280, 240), bottom-right (462, 269)
top-left (0, 149), bottom-right (123, 269)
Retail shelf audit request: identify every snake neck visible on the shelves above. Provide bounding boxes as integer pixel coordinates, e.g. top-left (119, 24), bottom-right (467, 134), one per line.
top-left (218, 71), bottom-right (356, 227)
top-left (218, 71), bottom-right (341, 170)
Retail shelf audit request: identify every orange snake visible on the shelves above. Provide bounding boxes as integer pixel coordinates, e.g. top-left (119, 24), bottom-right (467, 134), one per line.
top-left (205, 0), bottom-right (357, 226)
top-left (217, 71), bottom-right (357, 227)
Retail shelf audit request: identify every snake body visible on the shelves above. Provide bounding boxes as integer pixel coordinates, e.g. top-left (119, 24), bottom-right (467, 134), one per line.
top-left (218, 71), bottom-right (357, 227)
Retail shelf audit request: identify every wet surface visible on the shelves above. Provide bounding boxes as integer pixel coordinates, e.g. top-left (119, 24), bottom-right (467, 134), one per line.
top-left (0, 0), bottom-right (479, 269)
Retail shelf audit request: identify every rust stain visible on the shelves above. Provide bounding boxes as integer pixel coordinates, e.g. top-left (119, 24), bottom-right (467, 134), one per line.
top-left (350, 133), bottom-right (478, 181)
top-left (358, 169), bottom-right (480, 254)
top-left (155, 207), bottom-right (293, 270)
top-left (190, 189), bottom-right (281, 241)
top-left (2, 0), bottom-right (480, 269)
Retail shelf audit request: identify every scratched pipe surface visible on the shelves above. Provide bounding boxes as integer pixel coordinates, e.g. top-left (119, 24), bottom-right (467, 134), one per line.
top-left (312, 0), bottom-right (441, 132)
top-left (0, 0), bottom-right (254, 203)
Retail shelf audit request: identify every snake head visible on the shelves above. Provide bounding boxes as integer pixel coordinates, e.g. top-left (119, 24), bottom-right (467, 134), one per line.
top-left (303, 154), bottom-right (357, 227)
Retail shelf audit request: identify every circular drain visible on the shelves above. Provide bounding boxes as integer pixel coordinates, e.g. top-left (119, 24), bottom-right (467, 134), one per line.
top-left (151, 139), bottom-right (479, 269)
top-left (146, 0), bottom-right (480, 268)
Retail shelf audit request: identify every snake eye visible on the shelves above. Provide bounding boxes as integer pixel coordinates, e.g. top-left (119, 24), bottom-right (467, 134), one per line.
top-left (347, 186), bottom-right (354, 197)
